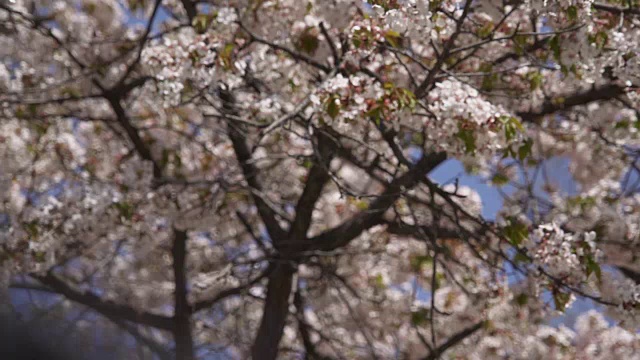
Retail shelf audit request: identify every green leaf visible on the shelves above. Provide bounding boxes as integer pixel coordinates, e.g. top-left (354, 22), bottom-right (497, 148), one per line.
top-left (527, 71), bottom-right (543, 90)
top-left (456, 128), bottom-right (476, 154)
top-left (219, 43), bottom-right (235, 70)
top-left (585, 255), bottom-right (602, 283)
top-left (481, 74), bottom-right (496, 91)
top-left (127, 0), bottom-right (147, 12)
top-left (355, 200), bottom-right (369, 211)
top-left (23, 221), bottom-right (39, 239)
top-left (61, 87), bottom-right (81, 98)
top-left (552, 288), bottom-right (572, 312)
top-left (491, 173), bottom-right (510, 186)
top-left (161, 148), bottom-right (171, 168)
top-left (384, 30), bottom-right (403, 48)
top-left (366, 105), bottom-right (382, 124)
top-left (397, 88), bottom-right (417, 109)
top-left (192, 14), bottom-right (213, 34)
top-left (302, 159), bottom-right (313, 169)
top-left (410, 255), bottom-right (432, 272)
top-left (326, 96), bottom-right (341, 119)
top-left (477, 23), bottom-right (494, 39)
top-left (113, 201), bottom-right (135, 221)
top-left (513, 252), bottom-right (529, 264)
top-left (33, 122), bottom-right (49, 136)
top-left (479, 63), bottom-right (496, 91)
top-left (566, 5), bottom-right (578, 21)
top-left (616, 120), bottom-right (630, 129)
top-left (296, 27), bottom-right (320, 54)
top-left (503, 218), bottom-right (528, 246)
top-left (588, 31), bottom-right (608, 50)
top-left (518, 138), bottom-right (533, 161)
top-left (500, 116), bottom-right (524, 142)
top-left (550, 35), bottom-right (562, 62)
top-left (374, 274), bottom-right (385, 288)
top-left (411, 308), bottom-right (429, 326)
top-left (513, 34), bottom-right (528, 55)
top-left (515, 293), bottom-right (529, 306)
top-left (33, 251), bottom-right (47, 263)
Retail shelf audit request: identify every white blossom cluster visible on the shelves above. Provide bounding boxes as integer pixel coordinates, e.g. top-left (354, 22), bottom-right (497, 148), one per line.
top-left (468, 309), bottom-right (640, 359)
top-left (426, 79), bottom-right (521, 157)
top-left (370, 0), bottom-right (433, 36)
top-left (142, 32), bottom-right (219, 106)
top-left (527, 0), bottom-right (595, 20)
top-left (5, 0), bottom-right (640, 358)
top-left (525, 223), bottom-right (599, 285)
top-left (600, 275), bottom-right (640, 330)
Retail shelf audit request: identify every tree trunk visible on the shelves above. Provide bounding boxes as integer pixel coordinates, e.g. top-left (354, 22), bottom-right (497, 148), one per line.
top-left (172, 229), bottom-right (194, 360)
top-left (251, 264), bottom-right (295, 360)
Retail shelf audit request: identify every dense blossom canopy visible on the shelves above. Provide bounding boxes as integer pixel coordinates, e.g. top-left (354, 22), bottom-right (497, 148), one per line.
top-left (2, 0), bottom-right (640, 359)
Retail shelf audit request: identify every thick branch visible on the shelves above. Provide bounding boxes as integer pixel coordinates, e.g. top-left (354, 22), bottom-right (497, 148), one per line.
top-left (385, 221), bottom-right (461, 242)
top-left (593, 3), bottom-right (640, 16)
top-left (190, 265), bottom-right (274, 313)
top-left (238, 22), bottom-right (331, 73)
top-left (618, 266), bottom-right (640, 284)
top-left (171, 228), bottom-right (194, 360)
top-left (517, 84), bottom-right (625, 122)
top-left (286, 131), bottom-right (335, 247)
top-left (105, 313), bottom-right (173, 360)
top-left (303, 152), bottom-right (447, 252)
top-left (115, 0), bottom-right (162, 87)
top-left (33, 273), bottom-right (174, 330)
top-left (104, 93), bottom-right (162, 178)
top-left (251, 131), bottom-right (335, 358)
top-left (251, 264), bottom-right (296, 360)
top-left (422, 321), bottom-right (484, 360)
top-left (294, 288), bottom-right (333, 360)
top-left (221, 88), bottom-right (287, 241)
top-left (415, 0), bottom-right (473, 97)
top-left (9, 281), bottom-right (173, 360)
top-left (180, 0), bottom-right (197, 22)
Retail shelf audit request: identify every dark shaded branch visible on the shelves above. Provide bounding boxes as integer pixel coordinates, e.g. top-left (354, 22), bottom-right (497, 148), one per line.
top-left (294, 287), bottom-right (333, 360)
top-left (517, 84), bottom-right (626, 122)
top-left (10, 281), bottom-right (173, 360)
top-left (286, 131), bottom-right (335, 247)
top-left (303, 152), bottom-right (447, 252)
top-left (251, 131), bottom-right (335, 359)
top-left (415, 0), bottom-right (473, 97)
top-left (385, 221), bottom-right (461, 242)
top-left (422, 321), bottom-right (484, 360)
top-left (104, 93), bottom-right (162, 178)
top-left (319, 21), bottom-right (340, 67)
top-left (238, 22), bottom-right (331, 73)
top-left (115, 0), bottom-right (162, 87)
top-left (220, 88), bottom-right (287, 241)
top-left (118, 76), bottom-right (154, 95)
top-left (593, 3), bottom-right (640, 16)
top-left (251, 264), bottom-right (296, 360)
top-left (491, 37), bottom-right (549, 66)
top-left (105, 314), bottom-right (173, 360)
top-left (171, 228), bottom-right (194, 360)
top-left (32, 273), bottom-right (174, 330)
top-left (618, 266), bottom-right (640, 284)
top-left (236, 210), bottom-right (270, 253)
top-left (180, 0), bottom-right (197, 22)
top-left (190, 265), bottom-right (274, 313)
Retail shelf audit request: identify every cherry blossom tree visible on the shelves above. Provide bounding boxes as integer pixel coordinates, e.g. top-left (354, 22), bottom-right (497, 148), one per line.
top-left (2, 0), bottom-right (640, 359)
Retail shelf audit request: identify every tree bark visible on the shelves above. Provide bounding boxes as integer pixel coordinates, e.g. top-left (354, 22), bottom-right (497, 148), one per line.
top-left (251, 264), bottom-right (295, 360)
top-left (172, 228), bottom-right (194, 360)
